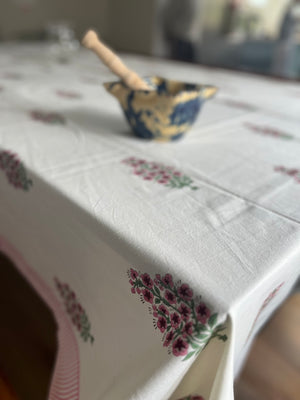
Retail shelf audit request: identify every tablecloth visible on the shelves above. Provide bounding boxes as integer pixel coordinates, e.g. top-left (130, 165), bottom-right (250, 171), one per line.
top-left (0, 43), bottom-right (299, 400)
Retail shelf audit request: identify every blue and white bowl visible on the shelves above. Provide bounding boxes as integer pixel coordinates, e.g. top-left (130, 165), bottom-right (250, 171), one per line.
top-left (104, 76), bottom-right (217, 141)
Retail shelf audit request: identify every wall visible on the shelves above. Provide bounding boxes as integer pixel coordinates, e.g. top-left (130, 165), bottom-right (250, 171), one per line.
top-left (0, 0), bottom-right (109, 40)
top-left (106, 0), bottom-right (156, 54)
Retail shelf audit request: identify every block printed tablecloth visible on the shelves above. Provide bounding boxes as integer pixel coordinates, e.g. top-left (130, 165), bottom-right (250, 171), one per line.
top-left (0, 44), bottom-right (299, 400)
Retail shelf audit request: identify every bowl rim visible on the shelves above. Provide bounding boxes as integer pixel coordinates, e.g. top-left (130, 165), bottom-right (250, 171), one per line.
top-left (103, 76), bottom-right (218, 99)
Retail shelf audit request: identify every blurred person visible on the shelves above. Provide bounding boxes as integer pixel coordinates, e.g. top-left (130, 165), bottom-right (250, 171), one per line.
top-left (163, 0), bottom-right (205, 62)
top-left (272, 0), bottom-right (300, 78)
top-left (221, 0), bottom-right (243, 35)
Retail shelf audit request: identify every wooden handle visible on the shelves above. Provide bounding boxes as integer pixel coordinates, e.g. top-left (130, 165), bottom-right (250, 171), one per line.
top-left (82, 30), bottom-right (151, 91)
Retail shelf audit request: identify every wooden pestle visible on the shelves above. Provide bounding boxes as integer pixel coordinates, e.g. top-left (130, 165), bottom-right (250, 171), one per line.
top-left (82, 30), bottom-right (152, 91)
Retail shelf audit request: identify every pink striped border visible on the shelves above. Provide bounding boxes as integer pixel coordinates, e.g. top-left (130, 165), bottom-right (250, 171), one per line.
top-left (0, 235), bottom-right (80, 400)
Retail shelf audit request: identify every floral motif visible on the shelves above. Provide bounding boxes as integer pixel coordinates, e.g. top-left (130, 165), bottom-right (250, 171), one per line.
top-left (274, 166), bottom-right (300, 183)
top-left (0, 150), bottom-right (32, 191)
top-left (178, 396), bottom-right (204, 400)
top-left (122, 157), bottom-right (198, 190)
top-left (244, 122), bottom-right (293, 140)
top-left (56, 89), bottom-right (82, 99)
top-left (54, 277), bottom-right (94, 344)
top-left (30, 110), bottom-right (65, 125)
top-left (128, 269), bottom-right (227, 360)
top-left (217, 98), bottom-right (257, 112)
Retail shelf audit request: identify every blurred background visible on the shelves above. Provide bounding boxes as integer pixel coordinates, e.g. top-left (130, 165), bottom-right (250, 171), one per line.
top-left (0, 0), bottom-right (300, 79)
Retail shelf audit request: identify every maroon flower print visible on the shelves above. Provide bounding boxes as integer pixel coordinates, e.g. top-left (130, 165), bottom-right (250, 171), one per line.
top-left (54, 277), bottom-right (94, 344)
top-left (178, 284), bottom-right (193, 301)
top-left (218, 98), bottom-right (257, 112)
top-left (141, 273), bottom-right (153, 289)
top-left (179, 396), bottom-right (204, 400)
top-left (274, 166), bottom-right (300, 184)
top-left (196, 303), bottom-right (211, 324)
top-left (30, 110), bottom-right (65, 125)
top-left (158, 304), bottom-right (169, 316)
top-left (244, 122), bottom-right (293, 140)
top-left (170, 312), bottom-right (181, 329)
top-left (163, 330), bottom-right (175, 347)
top-left (128, 269), bottom-right (227, 360)
top-left (142, 289), bottom-right (154, 304)
top-left (162, 273), bottom-right (174, 287)
top-left (178, 303), bottom-right (191, 321)
top-left (122, 157), bottom-right (198, 190)
top-left (183, 321), bottom-right (193, 336)
top-left (56, 89), bottom-right (82, 99)
top-left (0, 150), bottom-right (32, 191)
top-left (157, 316), bottom-right (167, 333)
top-left (130, 268), bottom-right (139, 281)
top-left (165, 290), bottom-right (177, 304)
top-left (172, 338), bottom-right (189, 357)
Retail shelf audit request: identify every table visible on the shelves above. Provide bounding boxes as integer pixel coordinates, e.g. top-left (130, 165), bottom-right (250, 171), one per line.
top-left (0, 43), bottom-right (299, 400)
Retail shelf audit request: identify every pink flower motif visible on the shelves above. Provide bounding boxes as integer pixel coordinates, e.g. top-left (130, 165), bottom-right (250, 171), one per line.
top-left (170, 312), bottom-right (181, 329)
top-left (130, 268), bottom-right (139, 280)
top-left (178, 303), bottom-right (191, 321)
top-left (162, 273), bottom-right (174, 287)
top-left (163, 330), bottom-right (175, 347)
top-left (142, 289), bottom-right (154, 304)
top-left (196, 303), bottom-right (211, 324)
top-left (128, 268), bottom-right (226, 360)
top-left (141, 273), bottom-right (154, 289)
top-left (172, 337), bottom-right (189, 357)
top-left (56, 89), bottom-right (82, 99)
top-left (158, 304), bottom-right (169, 316)
top-left (0, 150), bottom-right (32, 191)
top-left (157, 316), bottom-right (167, 333)
top-left (178, 284), bottom-right (193, 301)
top-left (182, 321), bottom-right (193, 336)
top-left (274, 165), bottom-right (285, 172)
top-left (131, 287), bottom-right (136, 294)
top-left (123, 158), bottom-right (198, 189)
top-left (164, 290), bottom-right (177, 304)
top-left (129, 279), bottom-right (134, 286)
top-left (54, 277), bottom-right (94, 344)
top-left (287, 169), bottom-right (298, 176)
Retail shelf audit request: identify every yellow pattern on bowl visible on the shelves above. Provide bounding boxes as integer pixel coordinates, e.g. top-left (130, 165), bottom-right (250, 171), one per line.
top-left (104, 76), bottom-right (217, 141)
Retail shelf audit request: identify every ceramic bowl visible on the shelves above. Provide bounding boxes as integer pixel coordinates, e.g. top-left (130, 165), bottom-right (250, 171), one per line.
top-left (104, 76), bottom-right (217, 141)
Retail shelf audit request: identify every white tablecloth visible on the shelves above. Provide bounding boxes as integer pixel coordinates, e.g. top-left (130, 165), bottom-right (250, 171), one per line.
top-left (0, 44), bottom-right (299, 400)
